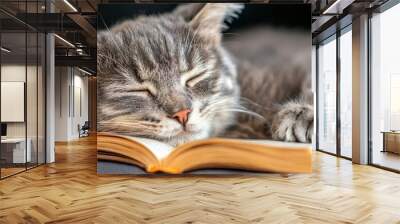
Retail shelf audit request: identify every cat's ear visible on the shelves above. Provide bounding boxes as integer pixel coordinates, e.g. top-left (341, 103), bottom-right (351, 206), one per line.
top-left (173, 3), bottom-right (205, 22)
top-left (175, 3), bottom-right (243, 45)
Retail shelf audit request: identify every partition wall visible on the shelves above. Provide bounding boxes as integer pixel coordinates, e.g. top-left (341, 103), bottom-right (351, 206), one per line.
top-left (0, 0), bottom-right (47, 179)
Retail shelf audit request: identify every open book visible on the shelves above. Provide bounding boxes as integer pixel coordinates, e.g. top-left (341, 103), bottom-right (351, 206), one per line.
top-left (97, 132), bottom-right (312, 174)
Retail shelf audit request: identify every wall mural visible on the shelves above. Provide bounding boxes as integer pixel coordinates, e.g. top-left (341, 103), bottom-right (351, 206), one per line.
top-left (96, 3), bottom-right (313, 175)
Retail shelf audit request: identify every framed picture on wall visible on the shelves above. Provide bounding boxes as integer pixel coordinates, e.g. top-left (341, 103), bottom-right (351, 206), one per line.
top-left (1, 81), bottom-right (25, 122)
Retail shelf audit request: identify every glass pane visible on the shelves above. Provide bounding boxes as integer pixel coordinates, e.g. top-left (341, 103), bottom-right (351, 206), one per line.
top-left (0, 1), bottom-right (46, 178)
top-left (339, 29), bottom-right (352, 158)
top-left (1, 30), bottom-right (27, 177)
top-left (318, 36), bottom-right (337, 154)
top-left (26, 0), bottom-right (39, 170)
top-left (371, 4), bottom-right (400, 171)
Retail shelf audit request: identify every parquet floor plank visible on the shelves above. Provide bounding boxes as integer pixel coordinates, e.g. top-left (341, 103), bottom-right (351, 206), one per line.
top-left (1, 137), bottom-right (400, 223)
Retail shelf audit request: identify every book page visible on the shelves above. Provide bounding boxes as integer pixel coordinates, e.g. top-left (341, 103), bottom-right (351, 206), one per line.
top-left (240, 139), bottom-right (311, 150)
top-left (127, 136), bottom-right (174, 160)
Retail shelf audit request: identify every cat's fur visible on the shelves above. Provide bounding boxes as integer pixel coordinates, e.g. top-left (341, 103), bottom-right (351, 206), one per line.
top-left (97, 3), bottom-right (313, 146)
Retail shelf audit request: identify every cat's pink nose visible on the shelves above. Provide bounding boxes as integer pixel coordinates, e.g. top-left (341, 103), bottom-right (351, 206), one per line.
top-left (172, 109), bottom-right (191, 126)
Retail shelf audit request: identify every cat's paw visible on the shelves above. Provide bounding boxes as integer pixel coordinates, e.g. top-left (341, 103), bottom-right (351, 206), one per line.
top-left (271, 102), bottom-right (313, 143)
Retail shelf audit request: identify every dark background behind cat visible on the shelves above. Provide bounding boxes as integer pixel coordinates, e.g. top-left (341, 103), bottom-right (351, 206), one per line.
top-left (98, 4), bottom-right (310, 32)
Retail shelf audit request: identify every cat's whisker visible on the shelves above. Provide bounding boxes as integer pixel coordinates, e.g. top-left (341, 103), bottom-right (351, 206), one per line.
top-left (213, 109), bottom-right (265, 120)
top-left (200, 98), bottom-right (241, 117)
top-left (200, 95), bottom-right (264, 120)
top-left (98, 117), bottom-right (163, 134)
top-left (99, 124), bottom-right (156, 133)
top-left (208, 96), bottom-right (238, 105)
top-left (100, 121), bottom-right (161, 127)
top-left (200, 101), bottom-right (229, 116)
top-left (239, 97), bottom-right (276, 113)
top-left (99, 124), bottom-right (158, 131)
top-left (239, 97), bottom-right (263, 108)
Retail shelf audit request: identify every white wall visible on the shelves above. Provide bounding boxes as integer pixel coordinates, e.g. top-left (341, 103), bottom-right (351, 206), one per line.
top-left (55, 66), bottom-right (70, 141)
top-left (55, 67), bottom-right (89, 141)
top-left (71, 73), bottom-right (89, 138)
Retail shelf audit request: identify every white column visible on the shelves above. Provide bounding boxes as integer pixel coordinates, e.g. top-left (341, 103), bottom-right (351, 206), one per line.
top-left (46, 1), bottom-right (55, 163)
top-left (352, 14), bottom-right (369, 164)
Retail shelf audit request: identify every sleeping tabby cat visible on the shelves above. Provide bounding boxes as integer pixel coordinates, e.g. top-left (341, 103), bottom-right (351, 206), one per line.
top-left (97, 3), bottom-right (313, 146)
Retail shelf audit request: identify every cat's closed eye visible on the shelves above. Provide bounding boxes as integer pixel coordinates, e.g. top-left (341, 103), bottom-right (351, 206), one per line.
top-left (127, 89), bottom-right (154, 96)
top-left (126, 82), bottom-right (157, 97)
top-left (181, 67), bottom-right (209, 88)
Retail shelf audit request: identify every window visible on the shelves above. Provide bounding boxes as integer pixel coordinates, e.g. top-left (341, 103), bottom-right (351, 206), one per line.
top-left (316, 24), bottom-right (353, 159)
top-left (339, 27), bottom-right (352, 158)
top-left (317, 35), bottom-right (337, 154)
top-left (370, 2), bottom-right (400, 171)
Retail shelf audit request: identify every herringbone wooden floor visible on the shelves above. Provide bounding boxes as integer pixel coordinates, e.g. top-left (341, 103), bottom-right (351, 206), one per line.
top-left (1, 137), bottom-right (400, 224)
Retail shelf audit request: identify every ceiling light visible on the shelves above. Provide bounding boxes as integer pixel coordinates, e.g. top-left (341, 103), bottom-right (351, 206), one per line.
top-left (1, 47), bottom-right (11, 53)
top-left (76, 48), bottom-right (85, 55)
top-left (54, 34), bottom-right (75, 48)
top-left (63, 0), bottom-right (78, 12)
top-left (78, 67), bottom-right (93, 76)
top-left (322, 0), bottom-right (354, 15)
